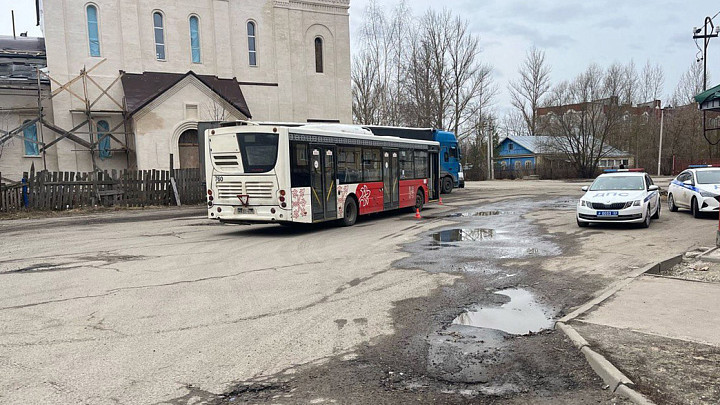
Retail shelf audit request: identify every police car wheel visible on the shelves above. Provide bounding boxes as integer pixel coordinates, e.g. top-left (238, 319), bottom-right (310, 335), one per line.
top-left (652, 200), bottom-right (660, 219)
top-left (577, 218), bottom-right (589, 227)
top-left (668, 194), bottom-right (678, 212)
top-left (691, 197), bottom-right (702, 218)
top-left (641, 207), bottom-right (651, 228)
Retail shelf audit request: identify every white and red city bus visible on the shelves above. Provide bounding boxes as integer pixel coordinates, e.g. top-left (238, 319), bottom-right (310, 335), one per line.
top-left (204, 121), bottom-right (441, 226)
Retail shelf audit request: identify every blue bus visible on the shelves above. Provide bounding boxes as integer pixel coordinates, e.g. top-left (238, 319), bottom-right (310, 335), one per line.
top-left (365, 126), bottom-right (463, 194)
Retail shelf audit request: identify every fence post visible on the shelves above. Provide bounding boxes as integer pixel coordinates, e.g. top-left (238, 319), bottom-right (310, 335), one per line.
top-left (21, 172), bottom-right (29, 208)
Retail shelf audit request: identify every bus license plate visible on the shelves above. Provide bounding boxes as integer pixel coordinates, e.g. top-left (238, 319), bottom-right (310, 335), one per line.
top-left (238, 207), bottom-right (255, 215)
top-left (597, 211), bottom-right (618, 217)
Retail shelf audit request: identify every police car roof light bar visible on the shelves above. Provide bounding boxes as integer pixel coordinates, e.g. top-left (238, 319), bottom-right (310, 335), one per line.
top-left (688, 164), bottom-right (720, 168)
top-left (603, 168), bottom-right (645, 173)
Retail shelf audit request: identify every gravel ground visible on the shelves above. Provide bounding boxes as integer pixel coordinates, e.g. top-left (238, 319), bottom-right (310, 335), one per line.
top-left (660, 248), bottom-right (720, 283)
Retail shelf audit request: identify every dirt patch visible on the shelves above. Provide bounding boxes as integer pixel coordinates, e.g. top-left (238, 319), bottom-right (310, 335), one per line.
top-left (573, 322), bottom-right (720, 405)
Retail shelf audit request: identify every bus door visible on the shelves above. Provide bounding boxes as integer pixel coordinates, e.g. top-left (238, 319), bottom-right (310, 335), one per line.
top-left (310, 145), bottom-right (337, 221)
top-left (383, 150), bottom-right (399, 210)
top-left (429, 151), bottom-right (439, 200)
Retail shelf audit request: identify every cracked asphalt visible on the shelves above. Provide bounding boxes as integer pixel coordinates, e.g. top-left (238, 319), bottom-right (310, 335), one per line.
top-left (1, 180), bottom-right (717, 404)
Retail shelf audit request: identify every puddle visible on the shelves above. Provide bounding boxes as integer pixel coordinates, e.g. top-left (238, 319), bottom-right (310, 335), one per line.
top-left (432, 228), bottom-right (495, 243)
top-left (446, 210), bottom-right (501, 218)
top-left (452, 289), bottom-right (553, 335)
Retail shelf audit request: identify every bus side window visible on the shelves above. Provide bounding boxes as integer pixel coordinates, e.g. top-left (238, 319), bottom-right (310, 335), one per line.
top-left (399, 150), bottom-right (413, 180)
top-left (414, 150), bottom-right (428, 179)
top-left (291, 142), bottom-right (310, 187)
top-left (338, 146), bottom-right (362, 183)
top-left (362, 148), bottom-right (382, 182)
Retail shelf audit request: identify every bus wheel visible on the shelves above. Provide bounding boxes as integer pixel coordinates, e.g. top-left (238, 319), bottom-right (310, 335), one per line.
top-left (414, 190), bottom-right (425, 211)
top-left (341, 197), bottom-right (358, 227)
top-left (442, 177), bottom-right (453, 194)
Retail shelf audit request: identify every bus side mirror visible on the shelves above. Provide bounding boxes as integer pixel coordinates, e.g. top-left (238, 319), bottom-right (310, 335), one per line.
top-left (581, 186), bottom-right (589, 192)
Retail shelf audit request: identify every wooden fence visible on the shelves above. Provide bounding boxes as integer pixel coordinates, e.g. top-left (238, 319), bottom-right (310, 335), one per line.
top-left (1, 168), bottom-right (205, 213)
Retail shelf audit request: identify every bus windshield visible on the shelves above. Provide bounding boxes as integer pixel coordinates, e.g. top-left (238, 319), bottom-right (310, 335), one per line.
top-left (236, 133), bottom-right (279, 173)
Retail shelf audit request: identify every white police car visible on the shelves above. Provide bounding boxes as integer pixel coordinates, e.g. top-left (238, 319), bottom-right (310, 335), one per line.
top-left (667, 165), bottom-right (720, 217)
top-left (577, 169), bottom-right (660, 228)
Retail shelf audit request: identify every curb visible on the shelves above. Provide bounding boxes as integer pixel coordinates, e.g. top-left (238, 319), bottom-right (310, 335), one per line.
top-left (552, 258), bottom-right (688, 405)
top-left (556, 321), bottom-right (654, 404)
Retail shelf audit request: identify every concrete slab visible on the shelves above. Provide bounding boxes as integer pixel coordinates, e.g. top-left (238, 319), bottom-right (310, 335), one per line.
top-left (579, 276), bottom-right (720, 347)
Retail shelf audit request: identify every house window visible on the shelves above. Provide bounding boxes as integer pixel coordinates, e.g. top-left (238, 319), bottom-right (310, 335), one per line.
top-left (247, 21), bottom-right (257, 66)
top-left (153, 11), bottom-right (166, 60)
top-left (514, 161), bottom-right (521, 170)
top-left (189, 16), bottom-right (201, 63)
top-left (86, 4), bottom-right (101, 57)
top-left (500, 161), bottom-right (507, 170)
top-left (508, 143), bottom-right (514, 151)
top-left (525, 161), bottom-right (532, 170)
top-left (97, 120), bottom-right (111, 160)
top-left (23, 120), bottom-right (39, 156)
top-left (314, 37), bottom-right (323, 73)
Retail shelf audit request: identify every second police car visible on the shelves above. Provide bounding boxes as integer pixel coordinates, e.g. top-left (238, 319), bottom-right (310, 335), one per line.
top-left (576, 169), bottom-right (661, 228)
top-left (667, 165), bottom-right (720, 217)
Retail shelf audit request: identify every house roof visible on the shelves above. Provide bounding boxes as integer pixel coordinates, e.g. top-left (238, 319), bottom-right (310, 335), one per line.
top-left (0, 36), bottom-right (45, 57)
top-left (500, 135), bottom-right (630, 158)
top-left (120, 71), bottom-right (252, 118)
top-left (695, 83), bottom-right (720, 110)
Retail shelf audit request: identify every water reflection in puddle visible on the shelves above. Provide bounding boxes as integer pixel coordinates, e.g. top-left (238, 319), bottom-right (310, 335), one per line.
top-left (432, 228), bottom-right (495, 243)
top-left (452, 289), bottom-right (553, 335)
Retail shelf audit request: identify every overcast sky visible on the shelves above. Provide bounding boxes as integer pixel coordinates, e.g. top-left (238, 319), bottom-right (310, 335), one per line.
top-left (2, 0), bottom-right (719, 114)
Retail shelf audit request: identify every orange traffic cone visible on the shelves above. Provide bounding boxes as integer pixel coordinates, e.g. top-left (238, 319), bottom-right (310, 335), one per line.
top-left (415, 208), bottom-right (422, 219)
top-left (439, 197), bottom-right (444, 205)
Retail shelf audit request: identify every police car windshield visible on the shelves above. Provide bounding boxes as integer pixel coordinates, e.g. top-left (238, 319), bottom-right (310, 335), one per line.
top-left (696, 170), bottom-right (720, 184)
top-left (589, 176), bottom-right (645, 191)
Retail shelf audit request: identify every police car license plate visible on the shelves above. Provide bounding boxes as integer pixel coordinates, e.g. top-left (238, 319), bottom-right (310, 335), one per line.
top-left (597, 211), bottom-right (619, 217)
top-left (238, 207), bottom-right (255, 215)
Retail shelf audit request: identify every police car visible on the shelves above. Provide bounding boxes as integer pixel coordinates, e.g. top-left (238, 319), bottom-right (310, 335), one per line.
top-left (667, 165), bottom-right (720, 217)
top-left (577, 169), bottom-right (660, 228)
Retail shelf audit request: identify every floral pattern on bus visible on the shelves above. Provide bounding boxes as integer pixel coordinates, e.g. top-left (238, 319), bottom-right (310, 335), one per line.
top-left (292, 188), bottom-right (308, 219)
top-left (358, 185), bottom-right (371, 207)
top-left (337, 185), bottom-right (350, 217)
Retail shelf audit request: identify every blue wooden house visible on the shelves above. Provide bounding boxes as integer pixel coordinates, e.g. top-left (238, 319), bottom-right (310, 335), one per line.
top-left (495, 135), bottom-right (633, 177)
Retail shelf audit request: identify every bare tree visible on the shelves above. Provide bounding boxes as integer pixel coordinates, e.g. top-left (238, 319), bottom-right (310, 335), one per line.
top-left (543, 65), bottom-right (625, 177)
top-left (508, 46), bottom-right (551, 136)
top-left (352, 51), bottom-right (381, 124)
top-left (202, 100), bottom-right (229, 122)
top-left (639, 61), bottom-right (665, 103)
top-left (621, 60), bottom-right (639, 105)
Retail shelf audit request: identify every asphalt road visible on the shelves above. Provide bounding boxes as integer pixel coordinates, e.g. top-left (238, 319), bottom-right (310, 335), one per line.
top-left (0, 179), bottom-right (716, 404)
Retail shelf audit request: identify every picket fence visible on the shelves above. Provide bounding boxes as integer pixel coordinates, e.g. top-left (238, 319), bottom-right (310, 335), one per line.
top-left (0, 168), bottom-right (204, 213)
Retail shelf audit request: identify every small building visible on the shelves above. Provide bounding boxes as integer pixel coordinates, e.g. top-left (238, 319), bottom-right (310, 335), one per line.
top-left (495, 135), bottom-right (634, 178)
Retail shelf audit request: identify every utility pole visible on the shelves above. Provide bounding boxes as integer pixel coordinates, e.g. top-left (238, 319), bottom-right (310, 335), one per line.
top-left (657, 108), bottom-right (664, 176)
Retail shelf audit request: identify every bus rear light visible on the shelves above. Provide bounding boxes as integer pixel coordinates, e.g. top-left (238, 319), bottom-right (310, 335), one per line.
top-left (271, 208), bottom-right (276, 214)
top-left (280, 190), bottom-right (286, 196)
top-left (279, 196), bottom-right (285, 203)
top-left (217, 207), bottom-right (222, 213)
top-left (207, 189), bottom-right (213, 195)
top-left (208, 196), bottom-right (214, 201)
top-left (208, 201), bottom-right (213, 207)
top-left (281, 202), bottom-right (287, 208)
